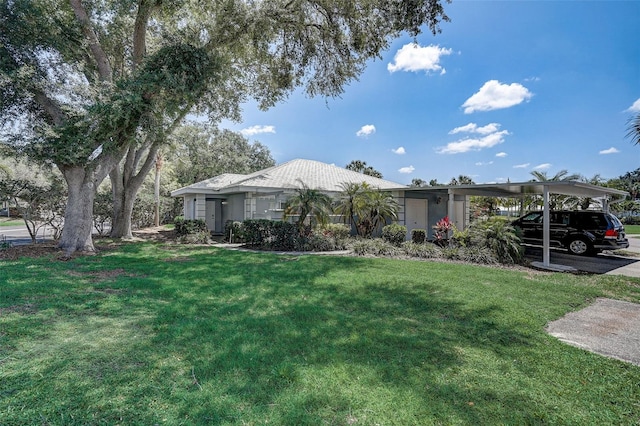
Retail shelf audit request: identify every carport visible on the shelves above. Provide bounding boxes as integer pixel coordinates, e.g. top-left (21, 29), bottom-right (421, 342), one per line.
top-left (441, 181), bottom-right (629, 270)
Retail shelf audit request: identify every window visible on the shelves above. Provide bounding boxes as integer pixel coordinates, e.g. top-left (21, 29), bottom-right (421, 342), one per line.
top-left (521, 212), bottom-right (542, 223)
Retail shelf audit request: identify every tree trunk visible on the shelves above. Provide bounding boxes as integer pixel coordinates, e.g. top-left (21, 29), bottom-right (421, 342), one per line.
top-left (110, 183), bottom-right (137, 239)
top-left (109, 143), bottom-right (161, 238)
top-left (154, 153), bottom-right (163, 227)
top-left (58, 166), bottom-right (99, 255)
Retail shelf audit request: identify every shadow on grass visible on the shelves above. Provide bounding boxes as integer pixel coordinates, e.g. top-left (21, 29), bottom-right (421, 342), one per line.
top-left (0, 244), bottom-right (599, 424)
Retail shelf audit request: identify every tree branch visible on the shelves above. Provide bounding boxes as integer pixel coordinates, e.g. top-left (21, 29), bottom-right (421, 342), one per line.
top-left (68, 0), bottom-right (113, 82)
top-left (33, 89), bottom-right (67, 127)
top-left (132, 0), bottom-right (155, 71)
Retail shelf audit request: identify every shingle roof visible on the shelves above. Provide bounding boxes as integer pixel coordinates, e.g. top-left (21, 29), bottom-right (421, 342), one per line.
top-left (171, 159), bottom-right (406, 196)
top-left (180, 173), bottom-right (248, 191)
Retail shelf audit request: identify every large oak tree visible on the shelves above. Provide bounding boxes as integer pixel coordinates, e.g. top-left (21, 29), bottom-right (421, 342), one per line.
top-left (1, 0), bottom-right (449, 255)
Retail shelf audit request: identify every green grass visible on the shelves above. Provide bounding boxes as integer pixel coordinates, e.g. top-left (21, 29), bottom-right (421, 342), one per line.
top-left (2, 242), bottom-right (640, 425)
top-left (624, 224), bottom-right (640, 235)
top-left (0, 218), bottom-right (24, 227)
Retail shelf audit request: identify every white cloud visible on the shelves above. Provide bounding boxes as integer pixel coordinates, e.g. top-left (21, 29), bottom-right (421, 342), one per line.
top-left (599, 147), bottom-right (620, 155)
top-left (436, 130), bottom-right (509, 154)
top-left (495, 152), bottom-right (508, 158)
top-left (387, 43), bottom-right (453, 75)
top-left (392, 146), bottom-right (406, 155)
top-left (449, 123), bottom-right (477, 134)
top-left (475, 161), bottom-right (494, 166)
top-left (462, 80), bottom-right (533, 114)
top-left (356, 124), bottom-right (376, 138)
top-left (626, 98), bottom-right (640, 113)
top-left (398, 165), bottom-right (415, 174)
top-left (534, 163), bottom-right (552, 170)
top-left (240, 125), bottom-right (275, 136)
top-left (513, 163), bottom-right (530, 169)
top-left (449, 122), bottom-right (500, 135)
top-left (524, 76), bottom-right (541, 82)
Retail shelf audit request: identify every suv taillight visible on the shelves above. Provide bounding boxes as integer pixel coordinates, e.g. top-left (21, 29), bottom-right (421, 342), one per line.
top-left (605, 229), bottom-right (619, 239)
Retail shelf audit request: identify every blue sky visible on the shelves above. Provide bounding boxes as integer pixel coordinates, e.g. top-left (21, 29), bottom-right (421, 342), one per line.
top-left (223, 0), bottom-right (640, 186)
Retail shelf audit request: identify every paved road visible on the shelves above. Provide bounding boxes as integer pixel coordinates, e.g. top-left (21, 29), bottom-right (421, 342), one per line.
top-left (0, 224), bottom-right (55, 246)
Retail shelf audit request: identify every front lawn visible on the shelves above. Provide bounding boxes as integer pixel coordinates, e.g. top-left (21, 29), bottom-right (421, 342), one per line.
top-left (1, 242), bottom-right (640, 424)
top-left (625, 224), bottom-right (640, 235)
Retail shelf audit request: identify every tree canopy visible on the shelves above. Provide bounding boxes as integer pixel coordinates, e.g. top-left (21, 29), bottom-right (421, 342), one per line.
top-left (172, 125), bottom-right (275, 187)
top-left (345, 160), bottom-right (384, 178)
top-left (1, 0), bottom-right (450, 254)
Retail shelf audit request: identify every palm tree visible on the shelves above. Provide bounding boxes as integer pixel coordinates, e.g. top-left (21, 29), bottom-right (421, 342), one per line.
top-left (357, 190), bottom-right (399, 237)
top-left (334, 182), bottom-right (368, 226)
top-left (530, 169), bottom-right (581, 210)
top-left (449, 175), bottom-right (474, 185)
top-left (345, 160), bottom-right (383, 178)
top-left (530, 169), bottom-right (581, 183)
top-left (626, 112), bottom-right (640, 146)
top-left (367, 190), bottom-right (399, 231)
top-left (283, 181), bottom-right (333, 230)
top-left (572, 174), bottom-right (604, 210)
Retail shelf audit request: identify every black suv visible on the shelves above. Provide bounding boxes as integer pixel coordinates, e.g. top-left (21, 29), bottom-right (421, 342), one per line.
top-left (512, 210), bottom-right (629, 255)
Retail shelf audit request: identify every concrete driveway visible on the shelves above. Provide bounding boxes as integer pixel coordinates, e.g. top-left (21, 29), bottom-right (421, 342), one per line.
top-left (524, 237), bottom-right (640, 278)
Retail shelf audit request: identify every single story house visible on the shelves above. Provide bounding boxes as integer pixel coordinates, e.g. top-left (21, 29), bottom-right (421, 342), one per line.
top-left (170, 158), bottom-right (465, 239)
top-left (172, 159), bottom-right (629, 268)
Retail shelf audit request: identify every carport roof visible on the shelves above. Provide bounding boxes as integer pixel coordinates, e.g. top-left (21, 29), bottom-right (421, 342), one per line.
top-left (400, 180), bottom-right (629, 271)
top-left (401, 180), bottom-right (628, 201)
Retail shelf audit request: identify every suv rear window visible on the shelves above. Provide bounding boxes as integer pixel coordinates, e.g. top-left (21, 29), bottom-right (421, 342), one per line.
top-left (607, 213), bottom-right (623, 228)
top-left (576, 213), bottom-right (608, 229)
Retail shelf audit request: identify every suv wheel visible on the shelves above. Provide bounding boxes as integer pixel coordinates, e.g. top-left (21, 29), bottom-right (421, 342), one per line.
top-left (568, 237), bottom-right (591, 256)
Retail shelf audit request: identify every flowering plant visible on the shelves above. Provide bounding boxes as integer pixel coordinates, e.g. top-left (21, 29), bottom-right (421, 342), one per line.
top-left (432, 216), bottom-right (452, 246)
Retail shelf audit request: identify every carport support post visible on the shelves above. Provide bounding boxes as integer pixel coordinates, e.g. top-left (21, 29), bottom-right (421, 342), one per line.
top-left (543, 185), bottom-right (550, 266)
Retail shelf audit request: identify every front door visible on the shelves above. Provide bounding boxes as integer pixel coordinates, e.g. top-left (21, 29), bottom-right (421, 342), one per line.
top-left (405, 198), bottom-right (428, 240)
top-left (205, 200), bottom-right (216, 231)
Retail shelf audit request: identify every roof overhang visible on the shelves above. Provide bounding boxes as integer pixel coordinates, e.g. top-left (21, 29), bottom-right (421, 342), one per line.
top-left (171, 185), bottom-right (309, 198)
top-left (399, 181), bottom-right (628, 202)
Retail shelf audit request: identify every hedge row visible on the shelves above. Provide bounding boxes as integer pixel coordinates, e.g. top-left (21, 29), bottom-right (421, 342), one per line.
top-left (225, 219), bottom-right (351, 252)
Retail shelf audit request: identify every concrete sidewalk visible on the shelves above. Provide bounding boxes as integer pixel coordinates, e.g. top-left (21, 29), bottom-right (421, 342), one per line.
top-left (547, 298), bottom-right (640, 366)
top-left (606, 236), bottom-right (640, 278)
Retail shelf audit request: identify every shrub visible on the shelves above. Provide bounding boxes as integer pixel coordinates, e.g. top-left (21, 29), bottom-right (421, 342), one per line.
top-left (382, 223), bottom-right (407, 246)
top-left (269, 221), bottom-right (300, 251)
top-left (0, 235), bottom-right (11, 250)
top-left (177, 230), bottom-right (211, 244)
top-left (469, 218), bottom-right (523, 264)
top-left (242, 219), bottom-right (275, 248)
top-left (93, 189), bottom-right (112, 236)
top-left (351, 238), bottom-right (401, 257)
top-left (401, 241), bottom-right (441, 259)
top-left (320, 223), bottom-right (351, 240)
top-left (174, 217), bottom-right (208, 236)
top-left (457, 246), bottom-right (498, 265)
top-left (411, 229), bottom-right (426, 244)
top-left (621, 216), bottom-right (640, 225)
top-left (241, 219), bottom-right (306, 251)
top-left (224, 220), bottom-right (245, 243)
top-left (441, 246), bottom-right (461, 260)
top-left (304, 231), bottom-right (338, 252)
top-left (451, 225), bottom-right (470, 247)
